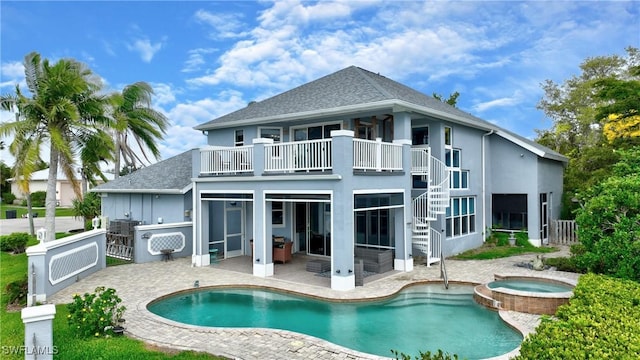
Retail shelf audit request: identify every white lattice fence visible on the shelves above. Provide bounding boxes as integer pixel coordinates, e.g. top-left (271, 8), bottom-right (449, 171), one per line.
top-left (49, 242), bottom-right (99, 285)
top-left (147, 232), bottom-right (186, 255)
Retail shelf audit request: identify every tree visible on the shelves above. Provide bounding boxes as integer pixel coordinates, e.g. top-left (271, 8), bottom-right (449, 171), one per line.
top-left (0, 52), bottom-right (112, 241)
top-left (535, 47), bottom-right (639, 218)
top-left (574, 156), bottom-right (640, 281)
top-left (72, 192), bottom-right (101, 230)
top-left (432, 91), bottom-right (460, 107)
top-left (0, 162), bottom-right (11, 195)
top-left (109, 82), bottom-right (168, 179)
top-left (594, 59), bottom-right (640, 144)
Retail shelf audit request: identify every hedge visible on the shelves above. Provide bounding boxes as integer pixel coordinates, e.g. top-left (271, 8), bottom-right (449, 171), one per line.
top-left (0, 232), bottom-right (29, 253)
top-left (515, 273), bottom-right (640, 359)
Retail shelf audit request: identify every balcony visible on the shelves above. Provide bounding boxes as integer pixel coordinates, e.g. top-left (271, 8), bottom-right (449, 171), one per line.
top-left (199, 137), bottom-right (408, 176)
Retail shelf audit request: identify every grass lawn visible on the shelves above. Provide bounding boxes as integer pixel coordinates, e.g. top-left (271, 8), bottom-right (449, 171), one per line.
top-left (0, 204), bottom-right (75, 219)
top-left (452, 231), bottom-right (558, 260)
top-left (0, 233), bottom-right (223, 359)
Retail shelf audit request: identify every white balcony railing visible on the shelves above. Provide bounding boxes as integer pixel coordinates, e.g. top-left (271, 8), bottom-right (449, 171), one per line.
top-left (353, 138), bottom-right (403, 171)
top-left (200, 138), bottom-right (404, 176)
top-left (264, 138), bottom-right (332, 173)
top-left (411, 146), bottom-right (430, 176)
top-left (200, 145), bottom-right (254, 175)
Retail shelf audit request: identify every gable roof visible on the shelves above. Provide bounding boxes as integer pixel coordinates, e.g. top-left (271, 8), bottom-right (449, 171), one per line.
top-left (195, 65), bottom-right (567, 163)
top-left (90, 150), bottom-right (193, 194)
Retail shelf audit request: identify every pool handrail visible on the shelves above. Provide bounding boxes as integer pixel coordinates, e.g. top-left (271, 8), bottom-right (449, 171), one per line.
top-left (440, 250), bottom-right (449, 289)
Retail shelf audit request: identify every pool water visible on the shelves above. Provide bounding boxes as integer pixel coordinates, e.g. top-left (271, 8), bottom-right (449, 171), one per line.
top-left (148, 284), bottom-right (522, 359)
top-left (487, 279), bottom-right (573, 293)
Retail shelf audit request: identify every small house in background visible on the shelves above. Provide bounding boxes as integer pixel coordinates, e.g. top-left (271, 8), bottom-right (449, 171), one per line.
top-left (92, 66), bottom-right (567, 290)
top-left (9, 167), bottom-right (114, 207)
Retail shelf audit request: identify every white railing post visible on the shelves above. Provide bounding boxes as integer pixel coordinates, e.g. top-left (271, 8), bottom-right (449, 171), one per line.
top-left (375, 138), bottom-right (382, 171)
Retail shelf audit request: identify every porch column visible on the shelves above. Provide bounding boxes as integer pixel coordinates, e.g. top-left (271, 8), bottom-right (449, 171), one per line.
top-left (330, 130), bottom-right (355, 290)
top-left (253, 191), bottom-right (274, 277)
top-left (193, 197), bottom-right (210, 266)
top-left (252, 137), bottom-right (272, 175)
top-left (394, 139), bottom-right (414, 271)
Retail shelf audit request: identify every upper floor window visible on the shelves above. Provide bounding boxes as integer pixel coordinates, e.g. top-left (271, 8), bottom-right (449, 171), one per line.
top-left (412, 126), bottom-right (429, 145)
top-left (444, 126), bottom-right (452, 148)
top-left (235, 130), bottom-right (244, 146)
top-left (292, 122), bottom-right (341, 141)
top-left (446, 148), bottom-right (469, 190)
top-left (259, 127), bottom-right (282, 142)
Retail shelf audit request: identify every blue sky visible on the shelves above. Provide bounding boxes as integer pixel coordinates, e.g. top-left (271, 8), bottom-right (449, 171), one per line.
top-left (1, 0), bottom-right (638, 167)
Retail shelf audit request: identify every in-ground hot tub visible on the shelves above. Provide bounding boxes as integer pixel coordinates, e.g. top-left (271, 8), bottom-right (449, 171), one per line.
top-left (475, 275), bottom-right (576, 315)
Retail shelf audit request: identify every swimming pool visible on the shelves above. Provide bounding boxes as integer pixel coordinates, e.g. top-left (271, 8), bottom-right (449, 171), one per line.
top-left (148, 283), bottom-right (522, 359)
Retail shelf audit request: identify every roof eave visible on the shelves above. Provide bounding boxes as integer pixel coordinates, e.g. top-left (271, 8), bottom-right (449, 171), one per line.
top-left (496, 131), bottom-right (568, 163)
top-left (90, 183), bottom-right (192, 195)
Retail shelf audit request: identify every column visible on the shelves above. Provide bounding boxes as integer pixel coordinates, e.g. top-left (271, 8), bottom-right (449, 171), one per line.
top-left (21, 304), bottom-right (56, 360)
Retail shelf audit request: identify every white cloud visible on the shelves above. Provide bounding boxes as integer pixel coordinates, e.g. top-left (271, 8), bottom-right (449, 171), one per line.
top-left (473, 95), bottom-right (522, 113)
top-left (194, 10), bottom-right (249, 39)
top-left (127, 37), bottom-right (165, 63)
top-left (156, 92), bottom-right (247, 158)
top-left (150, 82), bottom-right (177, 107)
top-left (0, 61), bottom-right (25, 89)
top-left (164, 91), bottom-right (246, 128)
top-left (182, 48), bottom-right (217, 73)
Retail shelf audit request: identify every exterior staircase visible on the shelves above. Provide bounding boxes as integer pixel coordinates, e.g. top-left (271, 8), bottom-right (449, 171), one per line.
top-left (411, 147), bottom-right (450, 266)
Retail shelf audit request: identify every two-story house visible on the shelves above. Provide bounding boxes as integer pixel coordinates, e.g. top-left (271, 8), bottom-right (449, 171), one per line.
top-left (93, 66), bottom-right (567, 291)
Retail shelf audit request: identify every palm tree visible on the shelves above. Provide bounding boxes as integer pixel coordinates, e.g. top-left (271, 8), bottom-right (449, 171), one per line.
top-left (109, 82), bottom-right (168, 178)
top-left (0, 52), bottom-right (112, 241)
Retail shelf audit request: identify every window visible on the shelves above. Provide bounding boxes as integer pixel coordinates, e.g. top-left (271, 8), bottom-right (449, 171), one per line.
top-left (412, 126), bottom-right (429, 145)
top-left (445, 197), bottom-right (476, 238)
top-left (292, 122), bottom-right (341, 141)
top-left (272, 201), bottom-right (284, 227)
top-left (354, 193), bottom-right (402, 249)
top-left (492, 194), bottom-right (527, 230)
top-left (234, 130), bottom-right (244, 146)
top-left (355, 209), bottom-right (393, 247)
top-left (445, 148), bottom-right (469, 190)
top-left (444, 126), bottom-right (452, 148)
top-left (259, 127), bottom-right (282, 142)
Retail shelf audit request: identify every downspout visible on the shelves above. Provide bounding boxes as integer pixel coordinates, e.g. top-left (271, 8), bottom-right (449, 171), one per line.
top-left (481, 130), bottom-right (494, 242)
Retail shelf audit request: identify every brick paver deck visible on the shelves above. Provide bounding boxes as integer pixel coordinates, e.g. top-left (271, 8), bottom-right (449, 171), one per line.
top-left (49, 247), bottom-right (579, 360)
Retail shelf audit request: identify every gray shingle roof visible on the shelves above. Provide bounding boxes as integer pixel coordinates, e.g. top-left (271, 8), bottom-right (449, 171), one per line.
top-left (91, 150), bottom-right (193, 193)
top-left (194, 66), bottom-right (478, 128)
top-left (194, 66), bottom-right (566, 162)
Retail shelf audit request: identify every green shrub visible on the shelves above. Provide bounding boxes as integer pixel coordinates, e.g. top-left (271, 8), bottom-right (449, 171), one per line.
top-left (515, 274), bottom-right (640, 359)
top-left (543, 257), bottom-right (582, 273)
top-left (0, 232), bottom-right (29, 253)
top-left (2, 192), bottom-right (16, 204)
top-left (575, 175), bottom-right (640, 281)
top-left (4, 275), bottom-right (28, 306)
top-left (67, 286), bottom-right (126, 338)
top-left (31, 191), bottom-right (46, 207)
top-left (392, 349), bottom-right (459, 360)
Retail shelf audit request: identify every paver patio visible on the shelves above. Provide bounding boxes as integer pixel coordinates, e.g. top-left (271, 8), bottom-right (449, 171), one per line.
top-left (49, 247), bottom-right (579, 360)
